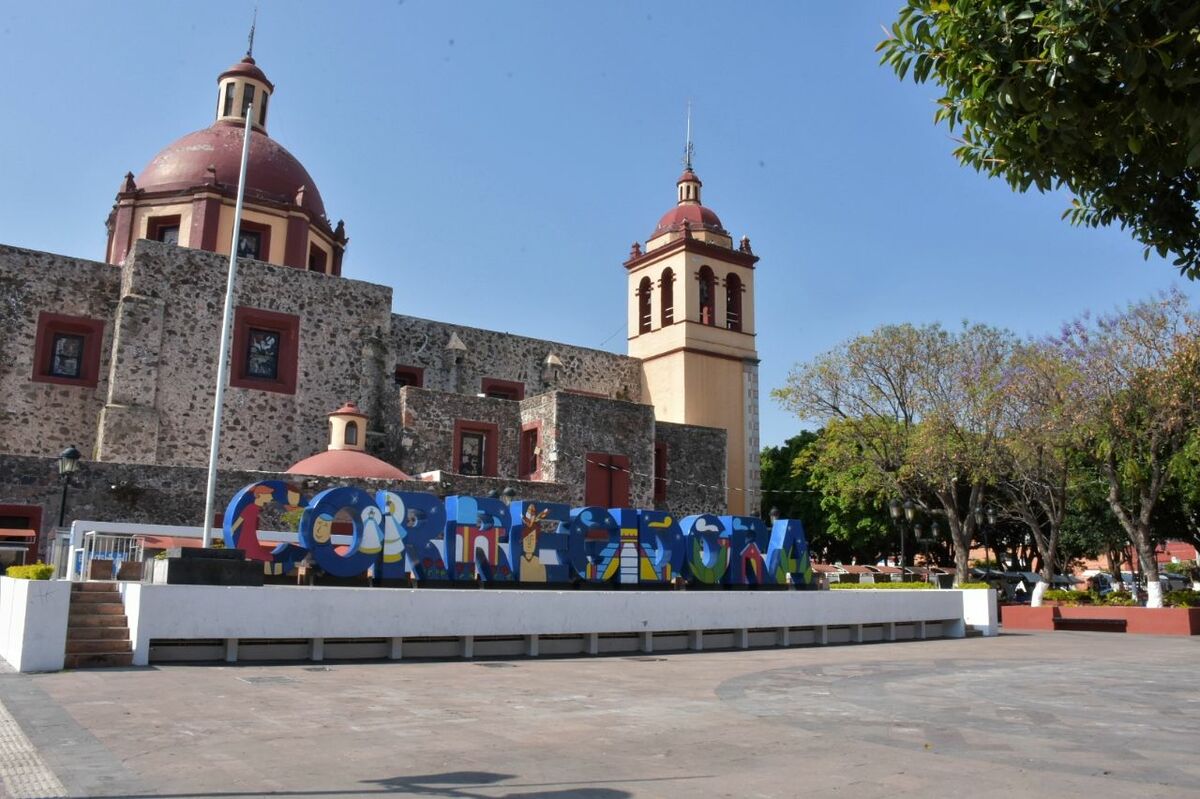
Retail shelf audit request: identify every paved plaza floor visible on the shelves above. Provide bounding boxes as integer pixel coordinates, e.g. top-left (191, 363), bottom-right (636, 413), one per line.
top-left (1, 631), bottom-right (1198, 798)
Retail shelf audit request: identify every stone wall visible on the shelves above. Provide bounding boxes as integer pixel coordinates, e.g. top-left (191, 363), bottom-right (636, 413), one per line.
top-left (390, 314), bottom-right (643, 403)
top-left (0, 454), bottom-right (573, 556)
top-left (0, 245), bottom-right (121, 459)
top-left (654, 421), bottom-right (728, 517)
top-left (97, 240), bottom-right (395, 471)
top-left (545, 391), bottom-right (656, 508)
top-left (394, 386), bottom-right (525, 477)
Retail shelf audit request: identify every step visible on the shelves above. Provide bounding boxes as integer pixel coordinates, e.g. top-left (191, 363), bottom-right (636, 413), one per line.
top-left (72, 581), bottom-right (119, 593)
top-left (67, 626), bottom-right (129, 642)
top-left (70, 591), bottom-right (123, 604)
top-left (68, 602), bottom-right (125, 616)
top-left (66, 639), bottom-right (132, 655)
top-left (69, 614), bottom-right (128, 629)
top-left (64, 652), bottom-right (134, 669)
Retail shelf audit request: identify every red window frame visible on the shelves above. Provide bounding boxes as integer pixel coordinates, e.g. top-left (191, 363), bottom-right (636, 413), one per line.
top-left (237, 220), bottom-right (273, 261)
top-left (519, 421), bottom-right (542, 480)
top-left (481, 377), bottom-right (525, 401)
top-left (394, 365), bottom-right (425, 388)
top-left (307, 243), bottom-right (328, 273)
top-left (452, 420), bottom-right (499, 477)
top-left (637, 276), bottom-right (652, 333)
top-left (230, 307), bottom-right (300, 395)
top-left (660, 267), bottom-right (675, 326)
top-left (31, 312), bottom-right (106, 388)
top-left (147, 214), bottom-right (182, 244)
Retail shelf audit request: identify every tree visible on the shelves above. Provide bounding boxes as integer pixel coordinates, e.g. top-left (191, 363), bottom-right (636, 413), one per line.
top-left (774, 322), bottom-right (1014, 584)
top-left (992, 341), bottom-right (1078, 605)
top-left (879, 2), bottom-right (1200, 277)
top-left (760, 431), bottom-right (893, 565)
top-left (1057, 291), bottom-right (1200, 606)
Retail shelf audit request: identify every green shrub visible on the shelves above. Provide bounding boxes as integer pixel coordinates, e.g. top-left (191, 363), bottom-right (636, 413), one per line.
top-left (1164, 590), bottom-right (1200, 608)
top-left (1101, 593), bottom-right (1137, 606)
top-left (957, 582), bottom-right (991, 589)
top-left (5, 563), bottom-right (54, 580)
top-left (831, 581), bottom-right (935, 589)
top-left (1163, 560), bottom-right (1197, 576)
top-left (1043, 589), bottom-right (1093, 605)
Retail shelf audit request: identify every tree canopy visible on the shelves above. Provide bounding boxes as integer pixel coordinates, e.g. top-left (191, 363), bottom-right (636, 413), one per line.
top-left (879, 1), bottom-right (1200, 276)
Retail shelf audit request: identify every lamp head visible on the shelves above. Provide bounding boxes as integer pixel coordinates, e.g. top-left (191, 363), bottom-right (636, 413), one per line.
top-left (57, 445), bottom-right (81, 477)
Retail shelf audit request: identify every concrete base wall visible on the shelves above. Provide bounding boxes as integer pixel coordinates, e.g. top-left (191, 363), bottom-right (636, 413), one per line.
top-left (116, 585), bottom-right (989, 667)
top-left (0, 577), bottom-right (70, 672)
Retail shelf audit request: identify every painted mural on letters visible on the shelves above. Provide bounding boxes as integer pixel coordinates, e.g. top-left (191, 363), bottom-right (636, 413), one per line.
top-left (224, 482), bottom-right (814, 588)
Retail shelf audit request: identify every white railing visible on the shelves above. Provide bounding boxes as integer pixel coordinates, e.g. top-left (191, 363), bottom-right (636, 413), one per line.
top-left (79, 532), bottom-right (144, 581)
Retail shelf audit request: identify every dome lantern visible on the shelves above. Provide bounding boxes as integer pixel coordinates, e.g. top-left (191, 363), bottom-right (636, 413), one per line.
top-left (216, 55), bottom-right (273, 132)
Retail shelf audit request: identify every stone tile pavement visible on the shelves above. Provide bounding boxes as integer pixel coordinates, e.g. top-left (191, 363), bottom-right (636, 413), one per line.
top-left (1, 631), bottom-right (1198, 798)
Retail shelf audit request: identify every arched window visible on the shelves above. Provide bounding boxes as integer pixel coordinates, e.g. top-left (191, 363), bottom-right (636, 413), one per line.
top-left (698, 266), bottom-right (715, 326)
top-left (637, 276), bottom-right (652, 333)
top-left (660, 268), bottom-right (675, 326)
top-left (344, 421), bottom-right (358, 446)
top-left (725, 273), bottom-right (743, 331)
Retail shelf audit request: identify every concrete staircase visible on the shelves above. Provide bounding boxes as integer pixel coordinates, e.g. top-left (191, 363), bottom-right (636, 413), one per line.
top-left (66, 582), bottom-right (134, 668)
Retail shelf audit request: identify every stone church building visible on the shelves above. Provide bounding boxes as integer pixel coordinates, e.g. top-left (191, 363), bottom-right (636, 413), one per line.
top-left (0, 51), bottom-right (764, 562)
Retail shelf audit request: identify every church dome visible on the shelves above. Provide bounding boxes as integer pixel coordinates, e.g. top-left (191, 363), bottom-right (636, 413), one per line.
top-left (651, 166), bottom-right (726, 237)
top-left (135, 123), bottom-right (326, 218)
top-left (285, 450), bottom-right (411, 481)
top-left (654, 204), bottom-right (724, 235)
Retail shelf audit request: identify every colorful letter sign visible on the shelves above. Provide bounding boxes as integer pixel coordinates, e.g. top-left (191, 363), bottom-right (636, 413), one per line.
top-left (222, 481), bottom-right (814, 589)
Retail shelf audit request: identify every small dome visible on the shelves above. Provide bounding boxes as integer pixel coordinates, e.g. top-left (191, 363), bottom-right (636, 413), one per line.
top-left (135, 124), bottom-right (326, 218)
top-left (677, 168), bottom-right (702, 184)
top-left (286, 450), bottom-right (411, 481)
top-left (654, 204), bottom-right (725, 236)
top-left (219, 55), bottom-right (274, 91)
top-left (329, 401), bottom-right (367, 418)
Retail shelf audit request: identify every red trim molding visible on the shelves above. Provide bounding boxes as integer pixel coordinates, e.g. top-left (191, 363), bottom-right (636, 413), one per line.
top-left (0, 504), bottom-right (43, 563)
top-left (623, 236), bottom-right (758, 271)
top-left (638, 346), bottom-right (759, 365)
top-left (238, 220), bottom-right (273, 262)
top-left (230, 306), bottom-right (300, 395)
top-left (481, 377), bottom-right (525, 401)
top-left (519, 420), bottom-right (543, 480)
top-left (31, 312), bottom-right (106, 388)
top-left (452, 419), bottom-right (500, 477)
top-left (394, 365), bottom-right (425, 388)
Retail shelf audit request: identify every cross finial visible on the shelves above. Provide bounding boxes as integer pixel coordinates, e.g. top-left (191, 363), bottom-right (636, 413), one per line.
top-left (683, 100), bottom-right (694, 171)
top-left (246, 5), bottom-right (258, 58)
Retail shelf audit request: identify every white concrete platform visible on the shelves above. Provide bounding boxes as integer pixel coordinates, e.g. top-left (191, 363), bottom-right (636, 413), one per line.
top-left (113, 584), bottom-right (996, 667)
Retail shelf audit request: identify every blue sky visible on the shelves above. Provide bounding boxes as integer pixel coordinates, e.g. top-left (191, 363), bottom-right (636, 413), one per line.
top-left (2, 1), bottom-right (1197, 446)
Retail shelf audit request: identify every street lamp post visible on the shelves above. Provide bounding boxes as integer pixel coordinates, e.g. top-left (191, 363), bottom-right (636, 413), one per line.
top-left (887, 500), bottom-right (917, 578)
top-left (974, 506), bottom-right (997, 578)
top-left (56, 445), bottom-right (82, 528)
top-left (929, 520), bottom-right (940, 586)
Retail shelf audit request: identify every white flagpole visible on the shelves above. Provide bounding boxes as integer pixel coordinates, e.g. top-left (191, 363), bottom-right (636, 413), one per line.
top-left (201, 103), bottom-right (254, 548)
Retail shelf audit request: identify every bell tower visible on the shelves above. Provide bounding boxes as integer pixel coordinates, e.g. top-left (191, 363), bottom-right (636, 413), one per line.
top-left (625, 148), bottom-right (761, 515)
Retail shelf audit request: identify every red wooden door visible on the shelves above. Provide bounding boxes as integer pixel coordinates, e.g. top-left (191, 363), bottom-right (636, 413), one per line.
top-left (585, 453), bottom-right (630, 508)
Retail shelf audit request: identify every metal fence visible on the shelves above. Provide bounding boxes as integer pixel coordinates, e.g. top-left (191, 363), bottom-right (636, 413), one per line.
top-left (76, 532), bottom-right (144, 581)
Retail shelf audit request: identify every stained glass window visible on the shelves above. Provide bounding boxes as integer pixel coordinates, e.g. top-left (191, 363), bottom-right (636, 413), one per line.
top-left (49, 333), bottom-right (84, 379)
top-left (245, 328), bottom-right (280, 379)
top-left (238, 230), bottom-right (262, 259)
top-left (459, 432), bottom-right (485, 475)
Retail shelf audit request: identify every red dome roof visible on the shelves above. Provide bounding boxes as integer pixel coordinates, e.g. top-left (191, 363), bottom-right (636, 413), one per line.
top-left (135, 123), bottom-right (326, 218)
top-left (286, 450), bottom-right (411, 481)
top-left (654, 204), bottom-right (725, 236)
top-left (219, 56), bottom-right (274, 91)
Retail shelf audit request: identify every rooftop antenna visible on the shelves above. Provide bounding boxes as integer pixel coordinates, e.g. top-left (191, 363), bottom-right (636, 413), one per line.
top-left (246, 5), bottom-right (257, 58)
top-left (683, 100), bottom-right (694, 171)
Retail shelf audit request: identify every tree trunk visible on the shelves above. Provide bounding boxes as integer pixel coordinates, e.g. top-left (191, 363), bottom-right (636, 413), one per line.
top-left (1134, 525), bottom-right (1163, 608)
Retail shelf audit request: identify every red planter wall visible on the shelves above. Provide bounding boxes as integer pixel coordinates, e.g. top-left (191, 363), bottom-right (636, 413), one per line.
top-left (1001, 605), bottom-right (1200, 635)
